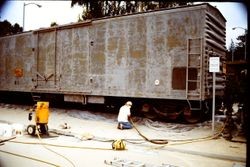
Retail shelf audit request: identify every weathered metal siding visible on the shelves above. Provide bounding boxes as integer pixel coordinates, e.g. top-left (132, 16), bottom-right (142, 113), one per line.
top-left (0, 4), bottom-right (226, 102)
top-left (36, 31), bottom-right (56, 89)
top-left (88, 18), bottom-right (147, 96)
top-left (33, 25), bottom-right (90, 93)
top-left (57, 27), bottom-right (90, 92)
top-left (88, 6), bottom-right (206, 99)
top-left (0, 33), bottom-right (35, 91)
top-left (89, 23), bottom-right (106, 93)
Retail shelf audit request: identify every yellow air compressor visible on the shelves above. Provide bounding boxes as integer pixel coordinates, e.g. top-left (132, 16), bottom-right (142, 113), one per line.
top-left (27, 101), bottom-right (50, 135)
top-left (112, 139), bottom-right (126, 150)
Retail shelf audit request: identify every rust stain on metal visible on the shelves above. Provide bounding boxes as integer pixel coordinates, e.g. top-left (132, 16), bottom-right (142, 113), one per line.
top-left (130, 50), bottom-right (144, 58)
top-left (14, 68), bottom-right (23, 77)
top-left (167, 35), bottom-right (181, 49)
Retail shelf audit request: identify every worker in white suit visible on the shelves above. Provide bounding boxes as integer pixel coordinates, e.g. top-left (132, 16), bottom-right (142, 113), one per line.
top-left (117, 101), bottom-right (133, 130)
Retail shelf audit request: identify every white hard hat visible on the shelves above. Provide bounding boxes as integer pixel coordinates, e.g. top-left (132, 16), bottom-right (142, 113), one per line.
top-left (126, 101), bottom-right (132, 106)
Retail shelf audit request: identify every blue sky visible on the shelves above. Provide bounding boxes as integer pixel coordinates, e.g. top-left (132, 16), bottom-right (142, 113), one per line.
top-left (0, 1), bottom-right (248, 49)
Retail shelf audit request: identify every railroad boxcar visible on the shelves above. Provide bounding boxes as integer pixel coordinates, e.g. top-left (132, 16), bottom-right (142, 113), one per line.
top-left (0, 3), bottom-right (226, 122)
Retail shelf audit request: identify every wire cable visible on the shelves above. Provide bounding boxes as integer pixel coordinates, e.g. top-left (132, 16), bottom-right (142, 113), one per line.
top-left (9, 139), bottom-right (113, 151)
top-left (130, 117), bottom-right (227, 146)
top-left (0, 149), bottom-right (59, 167)
top-left (35, 126), bottom-right (76, 167)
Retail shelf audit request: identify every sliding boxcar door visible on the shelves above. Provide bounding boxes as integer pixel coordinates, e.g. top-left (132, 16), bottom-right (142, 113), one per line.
top-left (35, 31), bottom-right (57, 90)
top-left (57, 27), bottom-right (90, 93)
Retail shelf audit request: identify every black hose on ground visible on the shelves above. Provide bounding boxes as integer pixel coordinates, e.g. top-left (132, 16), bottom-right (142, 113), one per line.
top-left (131, 119), bottom-right (168, 145)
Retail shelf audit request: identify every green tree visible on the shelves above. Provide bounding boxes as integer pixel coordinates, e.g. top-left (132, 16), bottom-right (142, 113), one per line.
top-left (71, 1), bottom-right (193, 20)
top-left (227, 39), bottom-right (235, 61)
top-left (50, 22), bottom-right (58, 27)
top-left (0, 20), bottom-right (23, 37)
top-left (226, 32), bottom-right (247, 62)
top-left (233, 33), bottom-right (247, 61)
top-left (234, 34), bottom-right (246, 60)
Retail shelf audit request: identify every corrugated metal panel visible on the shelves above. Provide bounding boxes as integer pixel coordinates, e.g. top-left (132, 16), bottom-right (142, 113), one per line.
top-left (0, 33), bottom-right (35, 91)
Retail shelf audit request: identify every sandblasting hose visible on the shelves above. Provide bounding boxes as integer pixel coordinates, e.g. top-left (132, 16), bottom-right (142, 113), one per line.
top-left (131, 119), bottom-right (168, 145)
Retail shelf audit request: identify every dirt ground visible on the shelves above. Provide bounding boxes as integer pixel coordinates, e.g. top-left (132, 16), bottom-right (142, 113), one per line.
top-left (0, 103), bottom-right (247, 167)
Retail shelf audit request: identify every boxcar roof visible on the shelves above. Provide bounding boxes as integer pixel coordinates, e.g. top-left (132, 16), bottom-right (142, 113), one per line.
top-left (32, 3), bottom-right (226, 33)
top-left (93, 3), bottom-right (226, 22)
top-left (1, 3), bottom-right (225, 35)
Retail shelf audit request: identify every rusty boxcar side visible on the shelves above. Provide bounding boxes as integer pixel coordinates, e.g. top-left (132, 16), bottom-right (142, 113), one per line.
top-left (0, 3), bottom-right (226, 116)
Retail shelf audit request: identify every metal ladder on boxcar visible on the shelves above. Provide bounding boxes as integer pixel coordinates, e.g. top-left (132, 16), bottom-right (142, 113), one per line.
top-left (186, 38), bottom-right (203, 110)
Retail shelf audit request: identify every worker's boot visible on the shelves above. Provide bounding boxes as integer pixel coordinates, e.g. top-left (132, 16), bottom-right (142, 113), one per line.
top-left (117, 123), bottom-right (123, 130)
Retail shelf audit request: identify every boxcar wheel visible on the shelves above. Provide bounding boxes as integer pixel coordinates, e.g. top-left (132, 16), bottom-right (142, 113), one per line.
top-left (183, 107), bottom-right (202, 123)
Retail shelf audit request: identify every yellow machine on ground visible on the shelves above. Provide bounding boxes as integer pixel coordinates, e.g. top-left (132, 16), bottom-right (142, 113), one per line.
top-left (112, 139), bottom-right (126, 150)
top-left (27, 101), bottom-right (50, 135)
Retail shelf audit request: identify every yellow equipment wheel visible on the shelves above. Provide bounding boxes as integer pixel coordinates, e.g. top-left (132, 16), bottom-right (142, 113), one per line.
top-left (27, 125), bottom-right (36, 135)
